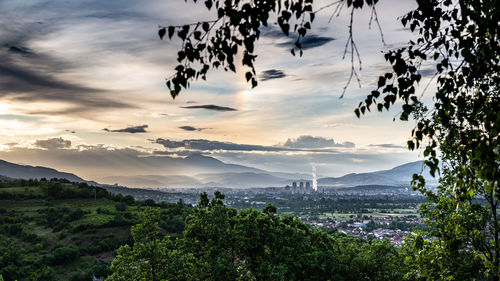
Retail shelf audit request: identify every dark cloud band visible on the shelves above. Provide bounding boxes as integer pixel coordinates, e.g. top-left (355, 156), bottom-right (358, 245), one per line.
top-left (103, 125), bottom-right (148, 133)
top-left (260, 69), bottom-right (286, 81)
top-left (284, 136), bottom-right (355, 148)
top-left (368, 143), bottom-right (406, 149)
top-left (155, 136), bottom-right (354, 152)
top-left (179, 126), bottom-right (207, 131)
top-left (181, 104), bottom-right (237, 111)
top-left (262, 27), bottom-right (335, 50)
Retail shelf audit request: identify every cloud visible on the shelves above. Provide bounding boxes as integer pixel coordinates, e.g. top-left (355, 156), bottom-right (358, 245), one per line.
top-left (0, 48), bottom-right (136, 114)
top-left (418, 67), bottom-right (437, 78)
top-left (368, 143), bottom-right (406, 149)
top-left (8, 45), bottom-right (33, 55)
top-left (283, 135), bottom-right (355, 148)
top-left (181, 104), bottom-right (237, 112)
top-left (0, 15), bottom-right (141, 117)
top-left (179, 126), bottom-right (207, 131)
top-left (153, 150), bottom-right (199, 157)
top-left (103, 125), bottom-right (148, 133)
top-left (297, 35), bottom-right (336, 50)
top-left (260, 69), bottom-right (286, 81)
top-left (155, 138), bottom-right (287, 152)
top-left (261, 27), bottom-right (335, 50)
top-left (155, 137), bottom-right (355, 153)
top-left (34, 137), bottom-right (72, 150)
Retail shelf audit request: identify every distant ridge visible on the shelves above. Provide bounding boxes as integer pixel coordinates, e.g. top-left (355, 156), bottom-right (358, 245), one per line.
top-left (0, 159), bottom-right (437, 189)
top-left (0, 159), bottom-right (85, 182)
top-left (318, 161), bottom-right (436, 187)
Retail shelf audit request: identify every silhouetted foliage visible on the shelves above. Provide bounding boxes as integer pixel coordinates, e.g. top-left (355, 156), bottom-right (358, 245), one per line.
top-left (159, 0), bottom-right (383, 98)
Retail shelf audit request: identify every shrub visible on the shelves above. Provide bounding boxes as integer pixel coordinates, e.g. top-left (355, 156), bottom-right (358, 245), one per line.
top-left (142, 199), bottom-right (156, 206)
top-left (92, 262), bottom-right (111, 279)
top-left (67, 208), bottom-right (85, 221)
top-left (29, 266), bottom-right (56, 281)
top-left (123, 195), bottom-right (135, 205)
top-left (50, 246), bottom-right (79, 265)
top-left (115, 203), bottom-right (127, 212)
top-left (69, 272), bottom-right (91, 281)
top-left (4, 223), bottom-right (23, 236)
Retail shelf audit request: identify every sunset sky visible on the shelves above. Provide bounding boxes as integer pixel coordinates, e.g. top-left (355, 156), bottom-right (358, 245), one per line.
top-left (0, 0), bottom-right (436, 181)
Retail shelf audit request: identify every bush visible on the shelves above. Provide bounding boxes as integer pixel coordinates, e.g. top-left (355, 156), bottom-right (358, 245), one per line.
top-left (29, 266), bottom-right (56, 281)
top-left (142, 199), bottom-right (156, 206)
top-left (6, 224), bottom-right (23, 235)
top-left (67, 208), bottom-right (85, 221)
top-left (115, 203), bottom-right (127, 212)
top-left (21, 231), bottom-right (40, 243)
top-left (50, 246), bottom-right (79, 265)
top-left (92, 262), bottom-right (111, 279)
top-left (0, 265), bottom-right (20, 281)
top-left (69, 272), bottom-right (92, 281)
top-left (123, 195), bottom-right (135, 205)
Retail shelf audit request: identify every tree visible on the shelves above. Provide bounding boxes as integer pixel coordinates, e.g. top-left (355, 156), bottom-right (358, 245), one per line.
top-left (160, 0), bottom-right (499, 279)
top-left (107, 208), bottom-right (190, 281)
top-left (29, 266), bottom-right (57, 281)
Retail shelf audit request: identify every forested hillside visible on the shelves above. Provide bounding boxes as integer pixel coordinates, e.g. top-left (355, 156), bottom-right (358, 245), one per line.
top-left (0, 178), bottom-right (191, 281)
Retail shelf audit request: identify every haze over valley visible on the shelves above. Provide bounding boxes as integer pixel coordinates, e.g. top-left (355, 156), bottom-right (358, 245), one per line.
top-left (0, 158), bottom-right (436, 189)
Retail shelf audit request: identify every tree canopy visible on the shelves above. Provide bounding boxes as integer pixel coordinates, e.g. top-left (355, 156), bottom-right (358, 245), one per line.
top-left (108, 192), bottom-right (406, 281)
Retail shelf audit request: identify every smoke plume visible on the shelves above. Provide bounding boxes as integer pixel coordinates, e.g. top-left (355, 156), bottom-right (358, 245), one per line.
top-left (311, 163), bottom-right (317, 191)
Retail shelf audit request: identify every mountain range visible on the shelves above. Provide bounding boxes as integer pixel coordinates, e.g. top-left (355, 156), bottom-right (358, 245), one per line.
top-left (0, 158), bottom-right (437, 189)
top-left (0, 160), bottom-right (85, 183)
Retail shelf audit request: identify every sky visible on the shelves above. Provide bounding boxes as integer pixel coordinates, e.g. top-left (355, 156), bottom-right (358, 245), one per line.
top-left (0, 0), bottom-right (436, 182)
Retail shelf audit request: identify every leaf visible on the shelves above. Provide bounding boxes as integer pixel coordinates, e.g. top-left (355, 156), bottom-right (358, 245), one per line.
top-left (178, 25), bottom-right (190, 40)
top-left (202, 22), bottom-right (210, 32)
top-left (204, 0), bottom-right (212, 10)
top-left (407, 140), bottom-right (415, 150)
top-left (194, 31), bottom-right (202, 40)
top-left (279, 21), bottom-right (290, 36)
top-left (158, 28), bottom-right (166, 40)
top-left (168, 26), bottom-right (175, 39)
top-left (377, 76), bottom-right (386, 88)
top-left (251, 78), bottom-right (257, 88)
top-left (310, 13), bottom-right (315, 22)
top-left (281, 11), bottom-right (291, 21)
top-left (298, 27), bottom-right (306, 37)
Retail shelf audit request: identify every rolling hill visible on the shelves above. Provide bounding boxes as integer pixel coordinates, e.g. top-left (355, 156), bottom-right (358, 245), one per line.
top-left (0, 159), bottom-right (85, 182)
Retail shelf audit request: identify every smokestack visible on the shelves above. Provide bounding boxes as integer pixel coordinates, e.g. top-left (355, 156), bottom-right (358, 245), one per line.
top-left (311, 163), bottom-right (317, 192)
